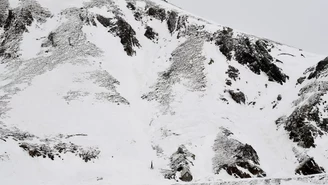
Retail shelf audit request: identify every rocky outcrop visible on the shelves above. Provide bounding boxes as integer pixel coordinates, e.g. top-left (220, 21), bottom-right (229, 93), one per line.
top-left (234, 38), bottom-right (288, 84)
top-left (277, 80), bottom-right (328, 148)
top-left (296, 158), bottom-right (325, 175)
top-left (163, 145), bottom-right (195, 182)
top-left (226, 65), bottom-right (240, 81)
top-left (214, 27), bottom-right (234, 61)
top-left (213, 128), bottom-right (266, 178)
top-left (228, 90), bottom-right (246, 104)
top-left (0, 0), bottom-right (51, 60)
top-left (212, 28), bottom-right (288, 85)
top-left (110, 17), bottom-right (141, 56)
top-left (167, 11), bottom-right (178, 34)
top-left (1, 124), bottom-right (100, 162)
top-left (96, 14), bottom-right (141, 56)
top-left (308, 57), bottom-right (328, 79)
top-left (147, 6), bottom-right (166, 21)
top-left (144, 26), bottom-right (158, 42)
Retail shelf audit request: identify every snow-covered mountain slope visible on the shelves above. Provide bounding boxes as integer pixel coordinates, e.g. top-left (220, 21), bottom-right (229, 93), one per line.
top-left (0, 0), bottom-right (328, 184)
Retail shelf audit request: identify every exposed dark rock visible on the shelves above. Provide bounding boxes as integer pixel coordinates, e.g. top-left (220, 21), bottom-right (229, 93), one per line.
top-left (226, 65), bottom-right (240, 81)
top-left (19, 143), bottom-right (53, 159)
top-left (225, 79), bottom-right (232, 86)
top-left (134, 12), bottom-right (142, 21)
top-left (96, 15), bottom-right (141, 56)
top-left (296, 158), bottom-right (325, 175)
top-left (41, 32), bottom-right (57, 47)
top-left (110, 17), bottom-right (141, 56)
top-left (96, 14), bottom-right (112, 27)
top-left (213, 128), bottom-right (266, 179)
top-left (126, 2), bottom-right (136, 11)
top-left (208, 58), bottom-right (214, 65)
top-left (283, 104), bottom-right (324, 148)
top-left (234, 38), bottom-right (288, 85)
top-left (214, 27), bottom-right (234, 61)
top-left (0, 1), bottom-right (51, 60)
top-left (235, 144), bottom-right (260, 165)
top-left (147, 7), bottom-right (166, 21)
top-left (163, 145), bottom-right (195, 182)
top-left (176, 15), bottom-right (188, 33)
top-left (167, 11), bottom-right (178, 34)
top-left (297, 76), bottom-right (306, 85)
top-left (228, 90), bottom-right (246, 104)
top-left (277, 94), bottom-right (282, 101)
top-left (308, 57), bottom-right (328, 79)
top-left (144, 26), bottom-right (158, 41)
top-left (222, 164), bottom-right (251, 178)
top-left (19, 141), bottom-right (100, 162)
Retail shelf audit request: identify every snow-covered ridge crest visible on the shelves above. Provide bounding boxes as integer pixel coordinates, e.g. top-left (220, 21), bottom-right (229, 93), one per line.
top-left (0, 0), bottom-right (327, 184)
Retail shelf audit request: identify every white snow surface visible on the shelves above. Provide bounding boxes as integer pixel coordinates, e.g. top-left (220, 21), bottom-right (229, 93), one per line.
top-left (0, 0), bottom-right (327, 185)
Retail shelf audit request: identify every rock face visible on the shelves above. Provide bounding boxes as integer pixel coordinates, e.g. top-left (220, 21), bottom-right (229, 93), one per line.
top-left (213, 128), bottom-right (266, 178)
top-left (228, 90), bottom-right (246, 104)
top-left (0, 0), bottom-right (51, 60)
top-left (96, 14), bottom-right (141, 56)
top-left (163, 145), bottom-right (195, 182)
top-left (212, 28), bottom-right (288, 85)
top-left (1, 125), bottom-right (100, 162)
top-left (296, 158), bottom-right (325, 175)
top-left (144, 26), bottom-right (158, 41)
top-left (308, 57), bottom-right (328, 79)
top-left (278, 80), bottom-right (328, 148)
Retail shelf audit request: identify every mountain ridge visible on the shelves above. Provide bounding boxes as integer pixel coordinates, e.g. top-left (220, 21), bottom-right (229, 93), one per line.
top-left (0, 0), bottom-right (328, 184)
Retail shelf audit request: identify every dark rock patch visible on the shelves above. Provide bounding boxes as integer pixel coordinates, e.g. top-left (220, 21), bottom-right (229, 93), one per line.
top-left (308, 57), bottom-right (328, 79)
top-left (297, 76), bottom-right (306, 85)
top-left (235, 144), bottom-right (260, 165)
top-left (134, 12), bottom-right (142, 21)
top-left (277, 94), bottom-right (282, 101)
top-left (279, 103), bottom-right (325, 148)
top-left (234, 38), bottom-right (288, 84)
top-left (126, 2), bottom-right (136, 11)
top-left (225, 79), bottom-right (232, 86)
top-left (144, 26), bottom-right (158, 41)
top-left (147, 7), bottom-right (166, 22)
top-left (0, 2), bottom-right (51, 60)
top-left (213, 128), bottom-right (266, 179)
top-left (109, 17), bottom-right (141, 56)
top-left (296, 158), bottom-right (325, 175)
top-left (19, 141), bottom-right (100, 162)
top-left (167, 11), bottom-right (178, 34)
top-left (96, 14), bottom-right (141, 56)
top-left (214, 27), bottom-right (234, 61)
top-left (208, 58), bottom-right (214, 65)
top-left (212, 28), bottom-right (288, 84)
top-left (162, 145), bottom-right (195, 182)
top-left (96, 14), bottom-right (112, 27)
top-left (226, 65), bottom-right (240, 81)
top-left (228, 90), bottom-right (246, 104)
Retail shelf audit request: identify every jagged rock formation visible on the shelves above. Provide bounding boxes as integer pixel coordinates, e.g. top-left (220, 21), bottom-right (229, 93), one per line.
top-left (227, 90), bottom-right (246, 104)
top-left (163, 145), bottom-right (195, 182)
top-left (0, 0), bottom-right (51, 60)
top-left (308, 57), bottom-right (328, 79)
top-left (213, 128), bottom-right (266, 178)
top-left (0, 124), bottom-right (100, 162)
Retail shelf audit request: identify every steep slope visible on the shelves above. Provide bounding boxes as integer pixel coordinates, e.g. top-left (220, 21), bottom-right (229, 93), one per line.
top-left (0, 0), bottom-right (327, 185)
